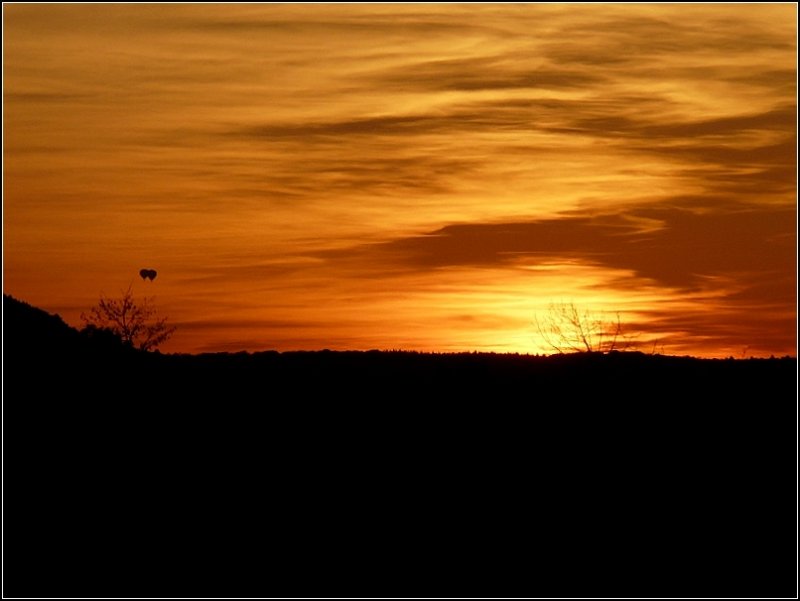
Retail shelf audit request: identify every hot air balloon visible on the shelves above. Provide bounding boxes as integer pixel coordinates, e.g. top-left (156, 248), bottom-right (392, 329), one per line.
top-left (139, 269), bottom-right (157, 281)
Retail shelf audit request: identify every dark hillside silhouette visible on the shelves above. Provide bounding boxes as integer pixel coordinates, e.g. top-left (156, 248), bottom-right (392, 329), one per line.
top-left (5, 294), bottom-right (83, 355)
top-left (3, 294), bottom-right (797, 599)
top-left (4, 294), bottom-right (133, 359)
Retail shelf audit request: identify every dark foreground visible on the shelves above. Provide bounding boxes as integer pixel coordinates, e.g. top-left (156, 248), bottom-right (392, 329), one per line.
top-left (4, 295), bottom-right (798, 598)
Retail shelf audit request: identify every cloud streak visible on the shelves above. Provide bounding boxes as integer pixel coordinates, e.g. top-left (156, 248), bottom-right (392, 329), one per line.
top-left (321, 201), bottom-right (795, 299)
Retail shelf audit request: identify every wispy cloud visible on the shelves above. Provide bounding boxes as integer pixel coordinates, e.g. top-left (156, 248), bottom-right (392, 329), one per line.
top-left (321, 202), bottom-right (795, 290)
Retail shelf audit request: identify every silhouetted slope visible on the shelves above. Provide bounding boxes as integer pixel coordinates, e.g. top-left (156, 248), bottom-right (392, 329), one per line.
top-left (3, 296), bottom-right (797, 599)
top-left (4, 294), bottom-right (82, 355)
top-left (3, 293), bottom-right (132, 361)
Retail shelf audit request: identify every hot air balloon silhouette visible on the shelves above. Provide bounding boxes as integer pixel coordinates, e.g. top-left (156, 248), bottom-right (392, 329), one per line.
top-left (139, 269), bottom-right (157, 281)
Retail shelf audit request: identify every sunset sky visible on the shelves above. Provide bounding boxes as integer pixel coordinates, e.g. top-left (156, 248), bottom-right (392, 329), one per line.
top-left (4, 4), bottom-right (797, 356)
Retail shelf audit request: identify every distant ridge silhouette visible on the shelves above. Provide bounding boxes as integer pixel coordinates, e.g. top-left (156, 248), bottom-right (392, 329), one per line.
top-left (3, 294), bottom-right (797, 600)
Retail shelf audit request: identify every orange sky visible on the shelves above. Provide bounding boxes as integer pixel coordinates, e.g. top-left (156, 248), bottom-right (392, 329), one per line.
top-left (3, 4), bottom-right (797, 357)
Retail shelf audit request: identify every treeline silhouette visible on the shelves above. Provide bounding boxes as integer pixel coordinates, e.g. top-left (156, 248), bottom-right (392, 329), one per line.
top-left (4, 294), bottom-right (797, 598)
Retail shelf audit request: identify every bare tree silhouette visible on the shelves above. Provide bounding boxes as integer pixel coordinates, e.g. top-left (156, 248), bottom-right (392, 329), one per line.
top-left (81, 285), bottom-right (176, 351)
top-left (535, 302), bottom-right (632, 354)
